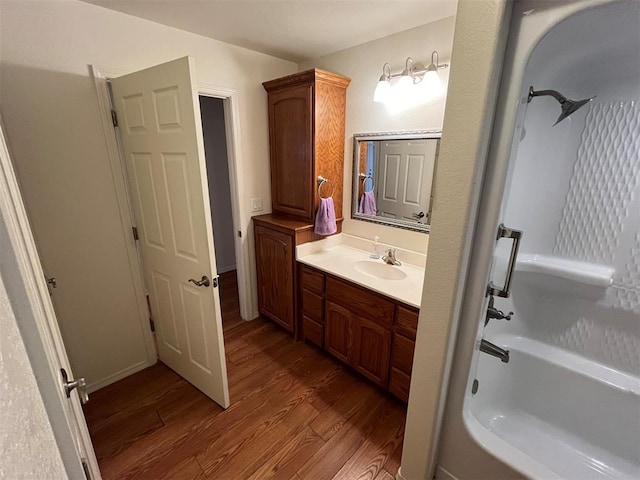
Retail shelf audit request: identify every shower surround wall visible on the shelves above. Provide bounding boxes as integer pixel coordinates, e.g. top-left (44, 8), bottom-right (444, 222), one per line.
top-left (498, 99), bottom-right (640, 376)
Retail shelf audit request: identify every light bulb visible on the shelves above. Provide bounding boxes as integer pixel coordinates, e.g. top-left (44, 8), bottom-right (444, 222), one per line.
top-left (373, 79), bottom-right (391, 103)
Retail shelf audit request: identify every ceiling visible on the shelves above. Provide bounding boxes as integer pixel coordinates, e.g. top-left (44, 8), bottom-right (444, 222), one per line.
top-left (82, 0), bottom-right (458, 63)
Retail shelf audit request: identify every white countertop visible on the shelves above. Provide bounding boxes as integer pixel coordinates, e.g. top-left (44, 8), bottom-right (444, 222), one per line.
top-left (297, 244), bottom-right (425, 308)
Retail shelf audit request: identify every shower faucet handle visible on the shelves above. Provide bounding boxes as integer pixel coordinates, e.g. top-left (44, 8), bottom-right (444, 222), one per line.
top-left (488, 306), bottom-right (513, 321)
top-left (485, 296), bottom-right (513, 326)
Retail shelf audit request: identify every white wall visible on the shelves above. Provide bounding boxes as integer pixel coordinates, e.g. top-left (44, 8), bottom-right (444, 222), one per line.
top-left (299, 17), bottom-right (456, 253)
top-left (0, 271), bottom-right (67, 480)
top-left (398, 1), bottom-right (512, 478)
top-left (200, 96), bottom-right (237, 274)
top-left (0, 0), bottom-right (296, 388)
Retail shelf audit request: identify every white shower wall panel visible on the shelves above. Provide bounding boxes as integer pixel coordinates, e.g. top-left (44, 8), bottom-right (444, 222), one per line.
top-left (491, 99), bottom-right (640, 376)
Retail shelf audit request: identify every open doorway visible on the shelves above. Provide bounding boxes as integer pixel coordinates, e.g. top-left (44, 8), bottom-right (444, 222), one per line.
top-left (199, 96), bottom-right (241, 326)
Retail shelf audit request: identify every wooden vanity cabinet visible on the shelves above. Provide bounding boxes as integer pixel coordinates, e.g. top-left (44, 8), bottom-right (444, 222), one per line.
top-left (254, 224), bottom-right (295, 333)
top-left (263, 69), bottom-right (351, 224)
top-left (389, 306), bottom-right (419, 402)
top-left (254, 215), bottom-right (326, 336)
top-left (255, 69), bottom-right (350, 336)
top-left (300, 265), bottom-right (325, 347)
top-left (298, 263), bottom-right (418, 400)
top-left (326, 277), bottom-right (393, 387)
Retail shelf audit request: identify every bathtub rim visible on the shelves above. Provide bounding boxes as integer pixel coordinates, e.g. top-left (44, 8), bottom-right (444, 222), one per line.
top-left (466, 333), bottom-right (640, 477)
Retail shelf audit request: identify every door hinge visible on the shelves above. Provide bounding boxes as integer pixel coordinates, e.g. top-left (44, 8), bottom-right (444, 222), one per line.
top-left (132, 226), bottom-right (139, 241)
top-left (149, 318), bottom-right (155, 332)
top-left (111, 109), bottom-right (118, 127)
top-left (82, 458), bottom-right (92, 480)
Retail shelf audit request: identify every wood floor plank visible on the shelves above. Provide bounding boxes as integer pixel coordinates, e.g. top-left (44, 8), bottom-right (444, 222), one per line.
top-left (246, 427), bottom-right (325, 480)
top-left (147, 455), bottom-right (206, 480)
top-left (87, 273), bottom-right (406, 480)
top-left (84, 363), bottom-right (181, 426)
top-left (98, 393), bottom-right (224, 479)
top-left (372, 469), bottom-right (396, 480)
top-left (90, 408), bottom-right (164, 461)
top-left (309, 377), bottom-right (380, 441)
top-left (384, 442), bottom-right (403, 477)
top-left (331, 397), bottom-right (406, 480)
top-left (199, 400), bottom-right (320, 479)
top-left (196, 362), bottom-right (343, 474)
top-left (109, 352), bottom-right (336, 479)
top-left (297, 393), bottom-right (388, 480)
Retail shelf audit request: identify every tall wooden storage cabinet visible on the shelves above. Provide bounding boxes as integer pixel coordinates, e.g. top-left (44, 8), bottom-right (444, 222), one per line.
top-left (254, 69), bottom-right (350, 336)
top-left (262, 69), bottom-right (350, 223)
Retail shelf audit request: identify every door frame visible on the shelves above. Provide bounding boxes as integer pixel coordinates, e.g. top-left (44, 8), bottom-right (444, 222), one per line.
top-left (90, 64), bottom-right (251, 348)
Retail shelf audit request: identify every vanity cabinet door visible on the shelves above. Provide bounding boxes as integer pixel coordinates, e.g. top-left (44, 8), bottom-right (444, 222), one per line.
top-left (324, 301), bottom-right (353, 364)
top-left (255, 225), bottom-right (294, 333)
top-left (267, 85), bottom-right (314, 220)
top-left (352, 316), bottom-right (391, 387)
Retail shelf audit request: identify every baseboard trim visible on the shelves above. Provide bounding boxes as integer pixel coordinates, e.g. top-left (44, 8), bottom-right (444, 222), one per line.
top-left (86, 359), bottom-right (156, 393)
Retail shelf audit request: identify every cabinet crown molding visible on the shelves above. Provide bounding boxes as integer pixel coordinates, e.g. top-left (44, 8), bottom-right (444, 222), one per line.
top-left (263, 68), bottom-right (351, 92)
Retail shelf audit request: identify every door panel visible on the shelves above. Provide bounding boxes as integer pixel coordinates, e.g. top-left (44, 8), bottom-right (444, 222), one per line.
top-left (353, 316), bottom-right (391, 387)
top-left (268, 85), bottom-right (313, 219)
top-left (324, 301), bottom-right (353, 364)
top-left (111, 56), bottom-right (229, 408)
top-left (254, 225), bottom-right (294, 332)
top-left (376, 139), bottom-right (436, 221)
top-left (0, 121), bottom-right (100, 478)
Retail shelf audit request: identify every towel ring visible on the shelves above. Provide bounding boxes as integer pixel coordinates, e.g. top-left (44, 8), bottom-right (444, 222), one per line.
top-left (317, 176), bottom-right (335, 199)
top-left (360, 174), bottom-right (374, 193)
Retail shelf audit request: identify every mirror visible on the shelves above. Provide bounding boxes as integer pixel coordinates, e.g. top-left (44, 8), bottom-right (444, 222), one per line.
top-left (352, 130), bottom-right (440, 233)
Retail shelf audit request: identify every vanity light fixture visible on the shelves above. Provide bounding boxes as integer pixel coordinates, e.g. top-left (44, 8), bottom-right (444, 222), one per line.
top-left (373, 63), bottom-right (392, 102)
top-left (373, 51), bottom-right (448, 105)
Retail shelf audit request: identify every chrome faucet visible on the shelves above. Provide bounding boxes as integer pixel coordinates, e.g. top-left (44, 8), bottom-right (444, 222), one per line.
top-left (480, 339), bottom-right (510, 363)
top-left (382, 248), bottom-right (401, 266)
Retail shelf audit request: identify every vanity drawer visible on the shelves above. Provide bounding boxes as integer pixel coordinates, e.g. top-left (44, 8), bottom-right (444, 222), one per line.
top-left (301, 266), bottom-right (325, 294)
top-left (326, 277), bottom-right (394, 329)
top-left (395, 306), bottom-right (419, 340)
top-left (302, 289), bottom-right (324, 323)
top-left (391, 333), bottom-right (415, 375)
top-left (388, 367), bottom-right (411, 403)
top-left (302, 315), bottom-right (324, 348)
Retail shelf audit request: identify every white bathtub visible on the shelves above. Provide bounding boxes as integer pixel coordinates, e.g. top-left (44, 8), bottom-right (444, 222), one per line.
top-left (467, 335), bottom-right (640, 480)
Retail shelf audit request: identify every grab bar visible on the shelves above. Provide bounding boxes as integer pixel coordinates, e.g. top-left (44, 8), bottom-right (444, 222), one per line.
top-left (487, 223), bottom-right (522, 298)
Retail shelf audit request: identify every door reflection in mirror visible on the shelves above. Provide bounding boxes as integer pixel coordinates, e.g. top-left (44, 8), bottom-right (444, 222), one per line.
top-left (352, 131), bottom-right (440, 233)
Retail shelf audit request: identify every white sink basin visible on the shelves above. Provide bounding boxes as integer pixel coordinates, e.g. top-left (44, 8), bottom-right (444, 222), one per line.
top-left (354, 260), bottom-right (407, 281)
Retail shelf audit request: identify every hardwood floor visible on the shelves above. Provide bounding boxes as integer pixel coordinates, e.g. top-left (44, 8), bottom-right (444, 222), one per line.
top-left (84, 270), bottom-right (407, 479)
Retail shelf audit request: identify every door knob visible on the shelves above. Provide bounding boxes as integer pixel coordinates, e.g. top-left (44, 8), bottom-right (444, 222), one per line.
top-left (188, 275), bottom-right (211, 287)
top-left (61, 368), bottom-right (89, 404)
top-left (47, 277), bottom-right (57, 288)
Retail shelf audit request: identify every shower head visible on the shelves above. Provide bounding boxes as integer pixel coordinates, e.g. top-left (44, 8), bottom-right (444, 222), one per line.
top-left (527, 86), bottom-right (596, 125)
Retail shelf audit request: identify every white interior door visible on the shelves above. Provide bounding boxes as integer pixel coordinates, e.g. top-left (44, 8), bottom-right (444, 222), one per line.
top-left (111, 57), bottom-right (230, 408)
top-left (0, 119), bottom-right (100, 479)
top-left (375, 139), bottom-right (435, 221)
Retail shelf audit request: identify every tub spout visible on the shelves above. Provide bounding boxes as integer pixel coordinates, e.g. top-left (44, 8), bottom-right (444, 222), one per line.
top-left (480, 339), bottom-right (510, 363)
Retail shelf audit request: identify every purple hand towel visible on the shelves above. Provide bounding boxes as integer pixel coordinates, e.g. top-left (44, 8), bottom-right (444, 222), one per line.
top-left (314, 197), bottom-right (337, 236)
top-left (358, 190), bottom-right (377, 215)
